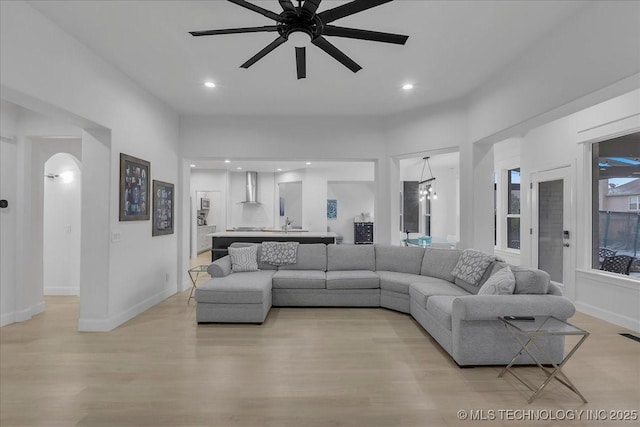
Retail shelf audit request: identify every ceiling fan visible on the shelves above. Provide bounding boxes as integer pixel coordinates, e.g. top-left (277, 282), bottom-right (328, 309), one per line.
top-left (189, 0), bottom-right (409, 79)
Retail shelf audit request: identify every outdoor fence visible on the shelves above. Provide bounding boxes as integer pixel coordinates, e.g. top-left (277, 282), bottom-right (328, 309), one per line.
top-left (599, 211), bottom-right (640, 272)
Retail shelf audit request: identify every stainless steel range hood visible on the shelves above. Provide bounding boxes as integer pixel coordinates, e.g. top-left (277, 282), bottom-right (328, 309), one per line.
top-left (241, 171), bottom-right (260, 204)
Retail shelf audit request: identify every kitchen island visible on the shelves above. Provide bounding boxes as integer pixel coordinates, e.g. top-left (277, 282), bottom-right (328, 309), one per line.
top-left (207, 231), bottom-right (338, 261)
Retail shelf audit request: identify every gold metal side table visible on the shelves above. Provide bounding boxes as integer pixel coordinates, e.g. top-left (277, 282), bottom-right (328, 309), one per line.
top-left (187, 265), bottom-right (209, 304)
top-left (498, 315), bottom-right (589, 404)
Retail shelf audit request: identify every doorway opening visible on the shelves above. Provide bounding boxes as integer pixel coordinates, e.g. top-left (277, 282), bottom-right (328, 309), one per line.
top-left (43, 152), bottom-right (82, 295)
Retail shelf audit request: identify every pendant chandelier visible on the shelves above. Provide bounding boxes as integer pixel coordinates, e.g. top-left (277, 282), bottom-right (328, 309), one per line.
top-left (418, 156), bottom-right (437, 202)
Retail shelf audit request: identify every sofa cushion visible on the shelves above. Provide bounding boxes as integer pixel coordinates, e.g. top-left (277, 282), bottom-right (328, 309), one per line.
top-left (420, 248), bottom-right (462, 282)
top-left (195, 270), bottom-right (274, 304)
top-left (451, 249), bottom-right (501, 285)
top-left (374, 245), bottom-right (424, 275)
top-left (477, 266), bottom-right (516, 295)
top-left (272, 270), bottom-right (326, 289)
top-left (426, 296), bottom-right (457, 331)
top-left (229, 245), bottom-right (258, 272)
top-left (409, 279), bottom-right (469, 309)
top-left (510, 265), bottom-right (550, 295)
top-left (229, 242), bottom-right (277, 270)
top-left (278, 243), bottom-right (327, 271)
top-left (378, 271), bottom-right (438, 294)
top-left (327, 244), bottom-right (375, 271)
top-left (326, 270), bottom-right (379, 289)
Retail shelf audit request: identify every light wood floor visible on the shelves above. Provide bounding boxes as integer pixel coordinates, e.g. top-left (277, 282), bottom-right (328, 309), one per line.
top-left (1, 255), bottom-right (639, 426)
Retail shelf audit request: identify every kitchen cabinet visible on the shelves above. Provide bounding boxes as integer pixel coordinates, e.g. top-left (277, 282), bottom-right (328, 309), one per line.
top-left (197, 225), bottom-right (216, 253)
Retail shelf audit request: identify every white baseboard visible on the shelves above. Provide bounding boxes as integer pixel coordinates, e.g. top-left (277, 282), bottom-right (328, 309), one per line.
top-left (1, 301), bottom-right (46, 327)
top-left (77, 287), bottom-right (175, 332)
top-left (0, 312), bottom-right (15, 327)
top-left (575, 301), bottom-right (640, 332)
top-left (44, 286), bottom-right (80, 296)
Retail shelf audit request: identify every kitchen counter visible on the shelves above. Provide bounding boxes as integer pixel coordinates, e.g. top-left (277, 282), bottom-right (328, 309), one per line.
top-left (210, 231), bottom-right (336, 238)
top-left (207, 231), bottom-right (338, 261)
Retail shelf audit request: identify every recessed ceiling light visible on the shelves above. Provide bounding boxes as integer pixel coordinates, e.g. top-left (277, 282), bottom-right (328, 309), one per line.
top-left (277, 168), bottom-right (283, 172)
top-left (306, 162), bottom-right (311, 165)
top-left (402, 83), bottom-right (414, 91)
top-left (190, 164), bottom-right (196, 168)
top-left (204, 81), bottom-right (216, 88)
top-left (224, 159), bottom-right (231, 163)
top-left (236, 167), bottom-right (243, 170)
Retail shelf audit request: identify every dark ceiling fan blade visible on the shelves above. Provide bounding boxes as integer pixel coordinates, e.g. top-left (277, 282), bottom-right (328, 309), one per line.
top-left (189, 26), bottom-right (279, 37)
top-left (240, 36), bottom-right (288, 68)
top-left (279, 0), bottom-right (297, 13)
top-left (301, 0), bottom-right (322, 18)
top-left (227, 0), bottom-right (282, 21)
top-left (322, 25), bottom-right (408, 44)
top-left (295, 47), bottom-right (306, 79)
top-left (311, 36), bottom-right (362, 73)
top-left (318, 0), bottom-right (392, 24)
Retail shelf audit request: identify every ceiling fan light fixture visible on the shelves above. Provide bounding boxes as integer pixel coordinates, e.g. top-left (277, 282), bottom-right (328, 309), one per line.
top-left (287, 30), bottom-right (312, 48)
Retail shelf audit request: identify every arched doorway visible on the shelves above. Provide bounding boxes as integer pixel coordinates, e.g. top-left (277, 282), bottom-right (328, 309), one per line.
top-left (43, 152), bottom-right (82, 295)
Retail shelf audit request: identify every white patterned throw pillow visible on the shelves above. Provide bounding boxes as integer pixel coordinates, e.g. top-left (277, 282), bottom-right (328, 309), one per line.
top-left (229, 245), bottom-right (259, 272)
top-left (477, 266), bottom-right (516, 295)
top-left (451, 249), bottom-right (501, 286)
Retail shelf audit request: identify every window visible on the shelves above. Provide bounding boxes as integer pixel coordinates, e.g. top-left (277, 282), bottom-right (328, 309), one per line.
top-left (424, 186), bottom-right (431, 236)
top-left (592, 133), bottom-right (640, 273)
top-left (507, 168), bottom-right (521, 249)
top-left (494, 172), bottom-right (498, 245)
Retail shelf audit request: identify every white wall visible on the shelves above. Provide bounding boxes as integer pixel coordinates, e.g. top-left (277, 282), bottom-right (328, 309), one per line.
top-left (1, 100), bottom-right (19, 136)
top-left (1, 1), bottom-right (180, 331)
top-left (227, 172), bottom-right (275, 229)
top-left (0, 101), bottom-right (19, 326)
top-left (0, 138), bottom-right (18, 326)
top-left (327, 182), bottom-right (375, 244)
top-left (43, 151), bottom-right (81, 295)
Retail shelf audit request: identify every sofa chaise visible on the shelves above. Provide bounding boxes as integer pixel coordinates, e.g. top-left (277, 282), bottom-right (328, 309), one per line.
top-left (195, 243), bottom-right (575, 366)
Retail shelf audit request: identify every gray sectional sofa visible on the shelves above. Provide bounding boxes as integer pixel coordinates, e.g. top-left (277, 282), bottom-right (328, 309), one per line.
top-left (195, 243), bottom-right (575, 366)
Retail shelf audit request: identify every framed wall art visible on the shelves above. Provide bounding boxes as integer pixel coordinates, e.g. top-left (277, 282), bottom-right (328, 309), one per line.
top-left (152, 180), bottom-right (174, 236)
top-left (327, 199), bottom-right (337, 219)
top-left (119, 153), bottom-right (150, 221)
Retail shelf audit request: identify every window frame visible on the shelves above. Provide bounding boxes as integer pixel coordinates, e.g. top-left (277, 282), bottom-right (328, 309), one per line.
top-left (494, 166), bottom-right (521, 252)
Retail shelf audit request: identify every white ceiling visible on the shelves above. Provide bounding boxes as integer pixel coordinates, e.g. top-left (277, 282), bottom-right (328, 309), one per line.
top-left (28, 0), bottom-right (589, 117)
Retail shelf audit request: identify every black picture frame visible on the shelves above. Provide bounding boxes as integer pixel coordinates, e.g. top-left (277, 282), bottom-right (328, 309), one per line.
top-left (152, 180), bottom-right (174, 236)
top-left (119, 153), bottom-right (150, 221)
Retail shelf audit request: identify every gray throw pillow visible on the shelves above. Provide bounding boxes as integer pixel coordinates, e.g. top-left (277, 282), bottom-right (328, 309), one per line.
top-left (261, 241), bottom-right (298, 266)
top-left (477, 266), bottom-right (516, 295)
top-left (229, 245), bottom-right (258, 272)
top-left (451, 249), bottom-right (500, 285)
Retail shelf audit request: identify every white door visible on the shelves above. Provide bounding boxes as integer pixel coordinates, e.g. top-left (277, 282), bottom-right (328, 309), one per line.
top-left (531, 167), bottom-right (573, 291)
